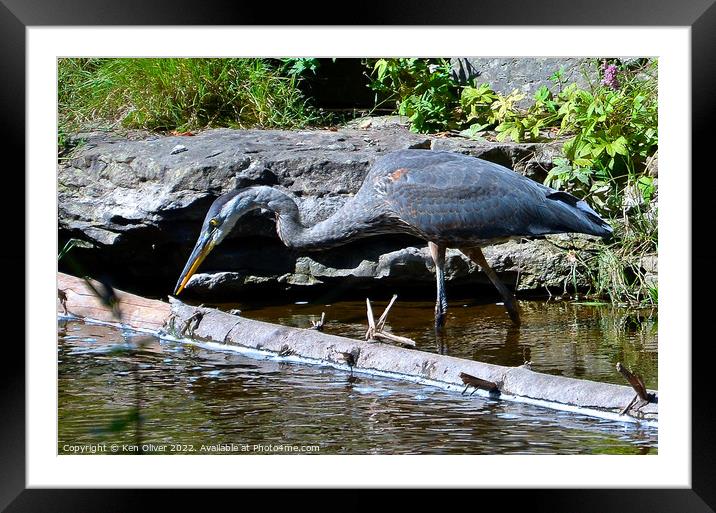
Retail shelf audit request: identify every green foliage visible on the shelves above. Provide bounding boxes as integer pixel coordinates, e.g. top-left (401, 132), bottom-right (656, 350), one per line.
top-left (281, 58), bottom-right (321, 77)
top-left (366, 58), bottom-right (460, 133)
top-left (549, 66), bottom-right (567, 89)
top-left (58, 126), bottom-right (86, 160)
top-left (460, 84), bottom-right (558, 143)
top-left (560, 199), bottom-right (658, 308)
top-left (545, 157), bottom-right (592, 192)
top-left (595, 211), bottom-right (658, 308)
top-left (541, 61), bottom-right (658, 307)
top-left (460, 83), bottom-right (498, 122)
top-left (548, 68), bottom-right (658, 213)
top-left (58, 58), bottom-right (321, 133)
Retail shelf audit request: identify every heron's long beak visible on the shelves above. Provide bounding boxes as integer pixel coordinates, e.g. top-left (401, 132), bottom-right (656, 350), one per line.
top-left (174, 234), bottom-right (215, 296)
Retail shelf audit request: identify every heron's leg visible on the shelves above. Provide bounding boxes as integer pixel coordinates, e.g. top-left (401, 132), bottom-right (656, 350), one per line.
top-left (460, 246), bottom-right (521, 325)
top-left (429, 242), bottom-right (448, 328)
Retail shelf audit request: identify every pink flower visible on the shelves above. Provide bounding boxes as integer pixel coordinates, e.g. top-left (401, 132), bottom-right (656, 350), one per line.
top-left (601, 63), bottom-right (620, 90)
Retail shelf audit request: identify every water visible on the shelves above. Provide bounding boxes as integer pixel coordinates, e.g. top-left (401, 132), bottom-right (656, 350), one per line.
top-left (58, 300), bottom-right (657, 455)
top-left (223, 298), bottom-right (658, 389)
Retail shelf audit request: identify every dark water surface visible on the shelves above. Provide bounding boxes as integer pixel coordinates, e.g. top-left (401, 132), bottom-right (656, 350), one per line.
top-left (58, 300), bottom-right (657, 455)
top-left (223, 298), bottom-right (658, 389)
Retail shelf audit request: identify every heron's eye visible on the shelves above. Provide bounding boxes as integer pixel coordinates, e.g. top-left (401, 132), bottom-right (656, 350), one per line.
top-left (209, 218), bottom-right (220, 229)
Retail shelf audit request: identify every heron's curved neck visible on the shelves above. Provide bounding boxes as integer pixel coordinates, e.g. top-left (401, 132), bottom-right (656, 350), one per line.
top-left (250, 186), bottom-right (376, 250)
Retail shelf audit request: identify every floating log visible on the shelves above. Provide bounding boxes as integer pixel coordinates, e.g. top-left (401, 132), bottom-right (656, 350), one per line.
top-left (57, 273), bottom-right (170, 330)
top-left (57, 272), bottom-right (657, 424)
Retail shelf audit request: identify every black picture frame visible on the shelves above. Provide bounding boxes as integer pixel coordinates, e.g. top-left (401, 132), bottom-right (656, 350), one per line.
top-left (5, 0), bottom-right (715, 510)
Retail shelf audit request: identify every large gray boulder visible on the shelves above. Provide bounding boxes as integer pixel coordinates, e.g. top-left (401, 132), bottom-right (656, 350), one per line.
top-left (451, 58), bottom-right (597, 108)
top-left (58, 125), bottom-right (599, 299)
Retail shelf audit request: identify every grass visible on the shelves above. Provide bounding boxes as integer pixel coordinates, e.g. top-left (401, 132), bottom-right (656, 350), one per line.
top-left (563, 202), bottom-right (658, 308)
top-left (58, 58), bottom-right (322, 133)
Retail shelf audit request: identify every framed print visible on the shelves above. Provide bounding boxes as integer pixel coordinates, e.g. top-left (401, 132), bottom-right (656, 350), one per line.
top-left (5, 0), bottom-right (716, 510)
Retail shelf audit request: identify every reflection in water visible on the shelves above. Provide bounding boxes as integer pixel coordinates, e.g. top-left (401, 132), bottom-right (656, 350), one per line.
top-left (58, 310), bottom-right (657, 455)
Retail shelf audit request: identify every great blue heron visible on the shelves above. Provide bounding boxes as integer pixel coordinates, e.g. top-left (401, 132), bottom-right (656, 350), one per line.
top-left (174, 149), bottom-right (612, 326)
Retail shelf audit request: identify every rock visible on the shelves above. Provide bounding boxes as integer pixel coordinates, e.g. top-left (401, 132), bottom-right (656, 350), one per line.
top-left (344, 115), bottom-right (411, 130)
top-left (640, 254), bottom-right (658, 288)
top-left (451, 58), bottom-right (597, 108)
top-left (180, 236), bottom-right (593, 298)
top-left (58, 126), bottom-right (599, 298)
top-left (645, 151), bottom-right (658, 178)
top-left (170, 144), bottom-right (188, 155)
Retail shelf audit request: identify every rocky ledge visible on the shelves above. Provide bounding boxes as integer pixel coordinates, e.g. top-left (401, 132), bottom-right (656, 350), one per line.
top-left (58, 123), bottom-right (604, 301)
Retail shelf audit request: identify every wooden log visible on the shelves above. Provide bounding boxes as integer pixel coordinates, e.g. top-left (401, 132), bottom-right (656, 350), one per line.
top-left (57, 272), bottom-right (658, 423)
top-left (57, 273), bottom-right (170, 331)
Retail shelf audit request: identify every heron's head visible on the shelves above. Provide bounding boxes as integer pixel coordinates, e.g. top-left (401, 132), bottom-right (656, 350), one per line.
top-left (173, 189), bottom-right (263, 296)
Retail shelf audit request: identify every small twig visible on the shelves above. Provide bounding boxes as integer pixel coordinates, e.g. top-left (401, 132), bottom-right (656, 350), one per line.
top-left (521, 347), bottom-right (532, 369)
top-left (616, 362), bottom-right (655, 403)
top-left (181, 311), bottom-right (204, 338)
top-left (58, 289), bottom-right (68, 315)
top-left (616, 362), bottom-right (657, 416)
top-left (376, 294), bottom-right (398, 331)
top-left (372, 331), bottom-right (417, 347)
top-left (620, 394), bottom-right (640, 416)
top-left (365, 298), bottom-right (376, 332)
top-left (544, 237), bottom-right (601, 254)
top-left (279, 345), bottom-right (294, 357)
top-left (459, 372), bottom-right (501, 396)
top-left (310, 312), bottom-right (326, 331)
top-left (365, 296), bottom-right (416, 347)
top-left (337, 350), bottom-right (358, 368)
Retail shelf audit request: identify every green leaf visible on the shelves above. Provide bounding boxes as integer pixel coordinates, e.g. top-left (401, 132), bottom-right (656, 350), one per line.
top-left (373, 59), bottom-right (388, 81)
top-left (577, 143), bottom-right (593, 158)
top-left (467, 122), bottom-right (489, 135)
top-left (534, 85), bottom-right (550, 102)
top-left (591, 144), bottom-right (605, 157)
top-left (637, 175), bottom-right (655, 202)
top-left (563, 138), bottom-right (575, 156)
top-left (612, 136), bottom-right (628, 156)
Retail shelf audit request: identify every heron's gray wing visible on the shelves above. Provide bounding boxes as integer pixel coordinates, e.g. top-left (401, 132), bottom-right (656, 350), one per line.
top-left (375, 153), bottom-right (609, 243)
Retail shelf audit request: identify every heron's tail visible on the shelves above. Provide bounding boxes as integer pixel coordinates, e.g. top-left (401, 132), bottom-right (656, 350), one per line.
top-left (546, 191), bottom-right (613, 239)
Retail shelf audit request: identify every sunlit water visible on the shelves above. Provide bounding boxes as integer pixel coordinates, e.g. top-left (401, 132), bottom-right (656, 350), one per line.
top-left (58, 300), bottom-right (657, 455)
top-left (218, 298), bottom-right (658, 389)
